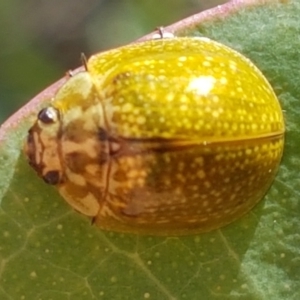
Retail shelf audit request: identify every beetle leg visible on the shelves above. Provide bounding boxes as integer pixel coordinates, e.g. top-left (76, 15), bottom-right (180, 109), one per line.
top-left (151, 27), bottom-right (174, 39)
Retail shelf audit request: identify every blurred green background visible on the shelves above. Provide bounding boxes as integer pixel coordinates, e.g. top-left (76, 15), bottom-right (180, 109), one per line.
top-left (0, 0), bottom-right (228, 124)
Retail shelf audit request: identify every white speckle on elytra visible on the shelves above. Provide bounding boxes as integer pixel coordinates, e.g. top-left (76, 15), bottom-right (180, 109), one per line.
top-left (30, 271), bottom-right (37, 279)
top-left (187, 75), bottom-right (216, 96)
top-left (144, 292), bottom-right (151, 299)
top-left (220, 77), bottom-right (228, 85)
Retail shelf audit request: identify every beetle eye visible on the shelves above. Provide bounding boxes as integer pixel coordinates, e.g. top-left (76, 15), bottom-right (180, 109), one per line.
top-left (38, 107), bottom-right (59, 124)
top-left (43, 170), bottom-right (61, 185)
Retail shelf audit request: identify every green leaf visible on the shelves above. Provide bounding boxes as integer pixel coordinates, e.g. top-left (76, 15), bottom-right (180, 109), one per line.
top-left (1, 1), bottom-right (299, 299)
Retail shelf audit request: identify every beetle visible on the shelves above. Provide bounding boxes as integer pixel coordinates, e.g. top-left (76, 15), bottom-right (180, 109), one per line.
top-left (24, 36), bottom-right (284, 235)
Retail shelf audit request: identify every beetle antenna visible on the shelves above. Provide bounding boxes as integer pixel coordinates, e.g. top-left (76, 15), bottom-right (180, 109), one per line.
top-left (81, 53), bottom-right (88, 71)
top-left (152, 27), bottom-right (174, 40)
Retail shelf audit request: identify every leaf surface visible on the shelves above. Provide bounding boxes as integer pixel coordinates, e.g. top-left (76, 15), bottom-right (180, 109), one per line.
top-left (0, 1), bottom-right (299, 299)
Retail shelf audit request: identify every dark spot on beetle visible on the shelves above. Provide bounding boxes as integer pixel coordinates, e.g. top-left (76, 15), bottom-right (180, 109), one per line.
top-left (65, 151), bottom-right (93, 173)
top-left (99, 152), bottom-right (110, 165)
top-left (43, 170), bottom-right (61, 185)
top-left (26, 130), bottom-right (36, 163)
top-left (27, 128), bottom-right (35, 144)
top-left (98, 128), bottom-right (108, 141)
top-left (112, 72), bottom-right (131, 85)
top-left (25, 127), bottom-right (46, 175)
top-left (98, 128), bottom-right (121, 144)
top-left (63, 119), bottom-right (90, 142)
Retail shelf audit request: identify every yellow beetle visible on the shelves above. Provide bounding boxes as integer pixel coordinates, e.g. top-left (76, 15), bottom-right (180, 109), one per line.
top-left (24, 37), bottom-right (284, 235)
